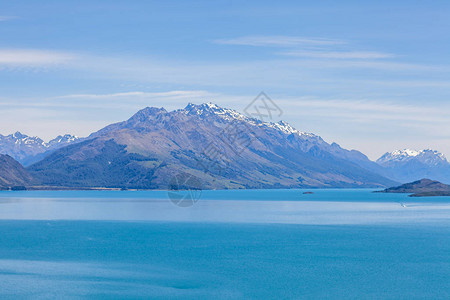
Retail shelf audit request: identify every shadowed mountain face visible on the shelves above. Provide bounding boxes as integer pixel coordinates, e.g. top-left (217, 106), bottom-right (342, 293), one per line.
top-left (377, 149), bottom-right (450, 184)
top-left (28, 103), bottom-right (397, 189)
top-left (0, 154), bottom-right (33, 189)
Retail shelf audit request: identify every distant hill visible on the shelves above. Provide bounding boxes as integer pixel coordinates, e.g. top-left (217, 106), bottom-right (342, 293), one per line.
top-left (0, 154), bottom-right (33, 189)
top-left (0, 132), bottom-right (81, 166)
top-left (377, 178), bottom-right (450, 197)
top-left (377, 149), bottom-right (450, 184)
top-left (27, 103), bottom-right (397, 189)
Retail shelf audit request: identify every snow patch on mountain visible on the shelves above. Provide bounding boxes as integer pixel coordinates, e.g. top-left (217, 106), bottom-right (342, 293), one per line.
top-left (266, 120), bottom-right (317, 138)
top-left (183, 102), bottom-right (318, 139)
top-left (48, 134), bottom-right (79, 148)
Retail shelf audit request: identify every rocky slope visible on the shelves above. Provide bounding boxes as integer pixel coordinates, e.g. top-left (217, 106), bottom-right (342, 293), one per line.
top-left (0, 154), bottom-right (33, 189)
top-left (28, 103), bottom-right (397, 189)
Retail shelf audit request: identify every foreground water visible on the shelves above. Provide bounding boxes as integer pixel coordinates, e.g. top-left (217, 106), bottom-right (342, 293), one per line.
top-left (0, 189), bottom-right (449, 299)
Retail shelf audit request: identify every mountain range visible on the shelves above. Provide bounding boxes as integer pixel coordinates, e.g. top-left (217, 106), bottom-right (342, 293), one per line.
top-left (0, 132), bottom-right (81, 166)
top-left (377, 149), bottom-right (450, 184)
top-left (0, 103), bottom-right (449, 189)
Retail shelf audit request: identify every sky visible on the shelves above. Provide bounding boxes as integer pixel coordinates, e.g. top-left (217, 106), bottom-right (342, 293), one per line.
top-left (1, 0), bottom-right (450, 160)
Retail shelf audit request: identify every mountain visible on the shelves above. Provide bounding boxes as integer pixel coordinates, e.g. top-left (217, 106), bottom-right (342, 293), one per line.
top-left (0, 132), bottom-right (81, 166)
top-left (377, 178), bottom-right (450, 197)
top-left (48, 134), bottom-right (80, 150)
top-left (0, 154), bottom-right (33, 189)
top-left (377, 149), bottom-right (450, 184)
top-left (28, 103), bottom-right (396, 189)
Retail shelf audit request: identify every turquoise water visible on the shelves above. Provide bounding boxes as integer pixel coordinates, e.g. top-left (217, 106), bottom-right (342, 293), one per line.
top-left (4, 188), bottom-right (450, 202)
top-left (0, 190), bottom-right (449, 299)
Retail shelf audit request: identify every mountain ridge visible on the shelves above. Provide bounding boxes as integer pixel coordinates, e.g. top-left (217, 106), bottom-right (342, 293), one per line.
top-left (0, 154), bottom-right (33, 189)
top-left (0, 132), bottom-right (81, 166)
top-left (27, 103), bottom-right (397, 189)
top-left (376, 149), bottom-right (450, 184)
top-left (3, 103), bottom-right (449, 189)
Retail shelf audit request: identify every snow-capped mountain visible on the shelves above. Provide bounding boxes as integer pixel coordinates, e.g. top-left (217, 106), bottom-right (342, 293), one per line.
top-left (29, 103), bottom-right (396, 189)
top-left (48, 134), bottom-right (80, 149)
top-left (182, 103), bottom-right (385, 175)
top-left (377, 149), bottom-right (450, 184)
top-left (183, 103), bottom-right (323, 146)
top-left (0, 132), bottom-right (81, 166)
top-left (377, 149), bottom-right (448, 166)
top-left (183, 102), bottom-right (316, 137)
top-left (10, 103), bottom-right (449, 188)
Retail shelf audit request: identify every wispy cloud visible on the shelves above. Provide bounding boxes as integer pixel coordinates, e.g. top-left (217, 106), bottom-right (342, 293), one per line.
top-left (0, 47), bottom-right (448, 107)
top-left (56, 90), bottom-right (215, 100)
top-left (69, 54), bottom-right (444, 89)
top-left (213, 36), bottom-right (344, 47)
top-left (0, 16), bottom-right (16, 21)
top-left (280, 97), bottom-right (450, 124)
top-left (0, 44), bottom-right (444, 87)
top-left (0, 49), bottom-right (76, 66)
top-left (279, 50), bottom-right (394, 59)
top-left (215, 35), bottom-right (395, 61)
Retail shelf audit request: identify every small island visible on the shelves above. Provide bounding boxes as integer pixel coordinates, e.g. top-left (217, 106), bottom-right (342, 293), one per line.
top-left (376, 178), bottom-right (450, 197)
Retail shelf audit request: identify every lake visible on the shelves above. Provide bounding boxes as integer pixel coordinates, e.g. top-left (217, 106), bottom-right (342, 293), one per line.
top-left (0, 189), bottom-right (449, 299)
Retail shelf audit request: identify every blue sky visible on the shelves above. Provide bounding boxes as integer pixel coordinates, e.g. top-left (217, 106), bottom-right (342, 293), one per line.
top-left (1, 0), bottom-right (450, 159)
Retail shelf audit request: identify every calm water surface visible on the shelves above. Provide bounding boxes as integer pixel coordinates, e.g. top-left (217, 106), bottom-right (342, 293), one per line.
top-left (0, 189), bottom-right (449, 299)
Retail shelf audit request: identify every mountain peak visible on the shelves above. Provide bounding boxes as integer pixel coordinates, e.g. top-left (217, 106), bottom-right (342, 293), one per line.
top-left (200, 102), bottom-right (221, 110)
top-left (184, 102), bottom-right (226, 114)
top-left (376, 148), bottom-right (450, 183)
top-left (378, 149), bottom-right (448, 165)
top-left (185, 102), bottom-right (219, 110)
top-left (48, 134), bottom-right (80, 147)
top-left (182, 102), bottom-right (251, 124)
top-left (264, 120), bottom-right (317, 139)
top-left (5, 132), bottom-right (45, 145)
top-left (139, 106), bottom-right (167, 115)
top-left (0, 131), bottom-right (81, 165)
top-left (12, 131), bottom-right (27, 139)
top-left (128, 107), bottom-right (168, 123)
top-left (272, 120), bottom-right (297, 134)
top-left (392, 149), bottom-right (421, 157)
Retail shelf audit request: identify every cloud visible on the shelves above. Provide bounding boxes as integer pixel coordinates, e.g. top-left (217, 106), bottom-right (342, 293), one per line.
top-left (213, 36), bottom-right (344, 47)
top-left (0, 16), bottom-right (16, 21)
top-left (215, 35), bottom-right (396, 62)
top-left (279, 50), bottom-right (394, 59)
top-left (0, 49), bottom-right (76, 66)
top-left (279, 97), bottom-right (450, 124)
top-left (70, 54), bottom-right (443, 90)
top-left (0, 46), bottom-right (444, 91)
top-left (0, 90), bottom-right (222, 114)
top-left (56, 90), bottom-right (216, 100)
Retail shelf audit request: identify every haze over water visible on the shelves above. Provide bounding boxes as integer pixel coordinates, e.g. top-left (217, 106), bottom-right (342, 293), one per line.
top-left (0, 190), bottom-right (449, 299)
